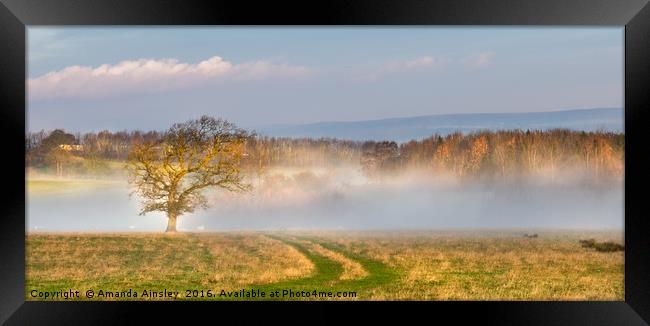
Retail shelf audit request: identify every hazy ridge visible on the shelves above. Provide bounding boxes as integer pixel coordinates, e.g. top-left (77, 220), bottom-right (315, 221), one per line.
top-left (256, 108), bottom-right (623, 142)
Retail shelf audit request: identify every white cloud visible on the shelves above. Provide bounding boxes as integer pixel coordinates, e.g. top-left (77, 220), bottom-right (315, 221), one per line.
top-left (464, 51), bottom-right (495, 68)
top-left (29, 56), bottom-right (312, 100)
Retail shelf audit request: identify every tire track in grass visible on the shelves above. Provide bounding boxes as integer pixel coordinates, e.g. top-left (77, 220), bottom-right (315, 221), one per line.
top-left (307, 242), bottom-right (368, 280)
top-left (227, 234), bottom-right (398, 300)
top-left (295, 236), bottom-right (398, 296)
top-left (217, 234), bottom-right (345, 301)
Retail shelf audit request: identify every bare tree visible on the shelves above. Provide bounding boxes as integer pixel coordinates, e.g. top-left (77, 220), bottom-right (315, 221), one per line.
top-left (492, 133), bottom-right (516, 181)
top-left (360, 141), bottom-right (400, 178)
top-left (126, 116), bottom-right (252, 233)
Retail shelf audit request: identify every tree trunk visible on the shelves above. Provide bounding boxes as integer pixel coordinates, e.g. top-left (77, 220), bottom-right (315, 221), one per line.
top-left (166, 214), bottom-right (178, 233)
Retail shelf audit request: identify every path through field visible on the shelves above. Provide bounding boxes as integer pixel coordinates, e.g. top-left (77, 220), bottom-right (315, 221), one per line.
top-left (224, 234), bottom-right (397, 300)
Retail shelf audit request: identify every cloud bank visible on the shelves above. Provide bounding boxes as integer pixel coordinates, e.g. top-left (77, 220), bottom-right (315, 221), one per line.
top-left (29, 56), bottom-right (312, 100)
top-left (29, 52), bottom-right (497, 99)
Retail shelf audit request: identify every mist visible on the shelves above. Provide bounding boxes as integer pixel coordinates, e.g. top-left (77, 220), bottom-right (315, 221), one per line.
top-left (26, 165), bottom-right (623, 232)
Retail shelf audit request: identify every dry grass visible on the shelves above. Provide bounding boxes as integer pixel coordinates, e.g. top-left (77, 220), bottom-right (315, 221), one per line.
top-left (26, 230), bottom-right (624, 300)
top-left (195, 232), bottom-right (314, 286)
top-left (305, 230), bottom-right (624, 300)
top-left (26, 232), bottom-right (314, 300)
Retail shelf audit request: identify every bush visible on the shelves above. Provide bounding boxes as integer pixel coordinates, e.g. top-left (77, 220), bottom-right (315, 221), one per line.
top-left (579, 239), bottom-right (624, 252)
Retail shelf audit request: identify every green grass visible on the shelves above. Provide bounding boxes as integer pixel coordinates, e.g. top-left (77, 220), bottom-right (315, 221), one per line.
top-left (26, 178), bottom-right (123, 195)
top-left (243, 236), bottom-right (344, 300)
top-left (294, 236), bottom-right (397, 292)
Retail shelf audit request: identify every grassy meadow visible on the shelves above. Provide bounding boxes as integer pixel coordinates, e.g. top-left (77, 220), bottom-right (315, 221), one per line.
top-left (26, 230), bottom-right (624, 301)
top-left (26, 178), bottom-right (124, 196)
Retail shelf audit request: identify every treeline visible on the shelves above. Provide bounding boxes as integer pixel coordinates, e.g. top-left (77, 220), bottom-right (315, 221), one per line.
top-left (374, 129), bottom-right (624, 182)
top-left (244, 137), bottom-right (362, 170)
top-left (26, 129), bottom-right (164, 177)
top-left (25, 129), bottom-right (364, 177)
top-left (26, 129), bottom-right (163, 162)
top-left (25, 128), bottom-right (624, 182)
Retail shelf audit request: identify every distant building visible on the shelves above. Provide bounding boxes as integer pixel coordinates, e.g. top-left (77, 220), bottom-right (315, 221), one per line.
top-left (58, 144), bottom-right (84, 152)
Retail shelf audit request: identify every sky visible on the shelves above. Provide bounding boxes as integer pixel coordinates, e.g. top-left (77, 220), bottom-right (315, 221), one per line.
top-left (27, 27), bottom-right (623, 132)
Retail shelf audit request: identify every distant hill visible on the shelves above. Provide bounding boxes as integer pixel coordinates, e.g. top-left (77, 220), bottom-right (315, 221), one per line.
top-left (254, 108), bottom-right (623, 142)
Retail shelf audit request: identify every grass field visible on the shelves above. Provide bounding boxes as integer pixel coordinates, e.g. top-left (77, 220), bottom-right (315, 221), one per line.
top-left (25, 231), bottom-right (624, 301)
top-left (26, 178), bottom-right (124, 195)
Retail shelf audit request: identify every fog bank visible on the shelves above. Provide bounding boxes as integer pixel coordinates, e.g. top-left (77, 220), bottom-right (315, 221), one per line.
top-left (26, 166), bottom-right (623, 232)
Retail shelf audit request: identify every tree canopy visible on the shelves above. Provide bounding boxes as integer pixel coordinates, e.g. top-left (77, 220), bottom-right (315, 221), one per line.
top-left (126, 116), bottom-right (252, 232)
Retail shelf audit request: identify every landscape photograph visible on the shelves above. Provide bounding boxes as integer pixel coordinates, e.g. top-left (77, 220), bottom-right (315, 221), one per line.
top-left (26, 27), bottom-right (624, 300)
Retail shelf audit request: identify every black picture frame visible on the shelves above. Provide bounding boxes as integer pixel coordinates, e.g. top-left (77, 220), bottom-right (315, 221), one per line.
top-left (1, 0), bottom-right (649, 324)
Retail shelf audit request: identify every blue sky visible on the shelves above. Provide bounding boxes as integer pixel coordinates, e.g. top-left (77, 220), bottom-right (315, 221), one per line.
top-left (27, 27), bottom-right (623, 132)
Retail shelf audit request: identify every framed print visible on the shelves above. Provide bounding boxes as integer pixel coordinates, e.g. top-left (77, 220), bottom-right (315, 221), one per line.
top-left (1, 0), bottom-right (649, 324)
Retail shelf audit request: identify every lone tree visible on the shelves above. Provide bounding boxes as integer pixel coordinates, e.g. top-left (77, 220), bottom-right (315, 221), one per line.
top-left (126, 116), bottom-right (251, 232)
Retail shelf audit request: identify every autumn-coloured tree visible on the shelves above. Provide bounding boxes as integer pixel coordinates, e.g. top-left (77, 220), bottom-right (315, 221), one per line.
top-left (126, 116), bottom-right (251, 232)
top-left (468, 135), bottom-right (489, 176)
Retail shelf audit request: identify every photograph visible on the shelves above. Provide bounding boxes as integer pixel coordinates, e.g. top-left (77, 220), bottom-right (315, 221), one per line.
top-left (25, 27), bottom-right (625, 301)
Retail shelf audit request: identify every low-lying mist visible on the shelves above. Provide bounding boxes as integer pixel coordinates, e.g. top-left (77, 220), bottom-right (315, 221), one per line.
top-left (26, 165), bottom-right (623, 232)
